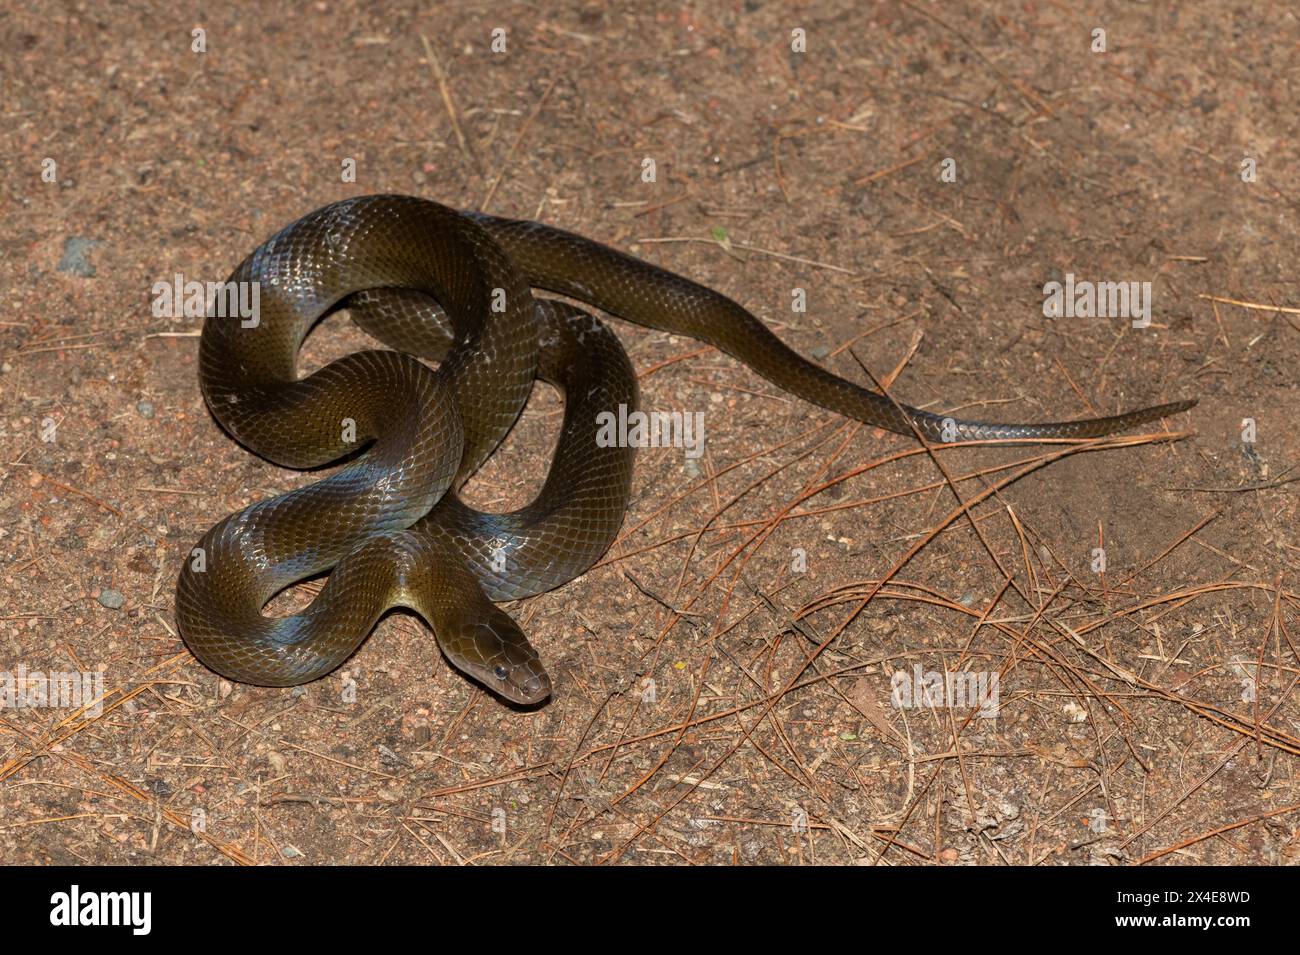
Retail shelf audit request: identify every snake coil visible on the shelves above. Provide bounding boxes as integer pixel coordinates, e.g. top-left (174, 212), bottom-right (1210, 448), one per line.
top-left (176, 195), bottom-right (1195, 703)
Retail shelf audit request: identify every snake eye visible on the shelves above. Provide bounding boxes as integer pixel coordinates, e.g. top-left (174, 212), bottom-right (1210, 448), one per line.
top-left (493, 665), bottom-right (510, 681)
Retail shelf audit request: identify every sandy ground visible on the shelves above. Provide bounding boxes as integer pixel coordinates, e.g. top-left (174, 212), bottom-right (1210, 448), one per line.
top-left (1, 1), bottom-right (1298, 865)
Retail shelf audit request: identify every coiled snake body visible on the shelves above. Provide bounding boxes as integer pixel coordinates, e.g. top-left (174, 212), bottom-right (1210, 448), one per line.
top-left (176, 195), bottom-right (1194, 703)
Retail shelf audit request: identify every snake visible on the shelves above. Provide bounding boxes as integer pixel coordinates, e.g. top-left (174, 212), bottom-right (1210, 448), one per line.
top-left (176, 194), bottom-right (1195, 704)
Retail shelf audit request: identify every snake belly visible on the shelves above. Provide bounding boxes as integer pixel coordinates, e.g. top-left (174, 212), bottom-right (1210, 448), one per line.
top-left (176, 194), bottom-right (1195, 703)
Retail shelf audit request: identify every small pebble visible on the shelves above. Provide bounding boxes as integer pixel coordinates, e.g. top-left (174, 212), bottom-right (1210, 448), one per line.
top-left (57, 236), bottom-right (100, 277)
top-left (281, 845), bottom-right (303, 858)
top-left (810, 344), bottom-right (832, 360)
top-left (136, 400), bottom-right (155, 418)
top-left (97, 589), bottom-right (125, 609)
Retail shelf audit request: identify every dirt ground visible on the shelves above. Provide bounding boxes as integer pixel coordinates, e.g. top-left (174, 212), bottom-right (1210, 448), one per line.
top-left (2, 1), bottom-right (1298, 866)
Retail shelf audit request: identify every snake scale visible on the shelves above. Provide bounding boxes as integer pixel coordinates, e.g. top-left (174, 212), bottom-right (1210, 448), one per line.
top-left (176, 195), bottom-right (1195, 703)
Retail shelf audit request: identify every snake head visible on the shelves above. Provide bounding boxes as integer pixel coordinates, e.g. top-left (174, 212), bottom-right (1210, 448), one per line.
top-left (442, 607), bottom-right (551, 705)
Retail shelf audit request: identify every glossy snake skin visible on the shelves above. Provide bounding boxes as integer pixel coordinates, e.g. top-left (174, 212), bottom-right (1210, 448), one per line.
top-left (176, 195), bottom-right (1195, 702)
